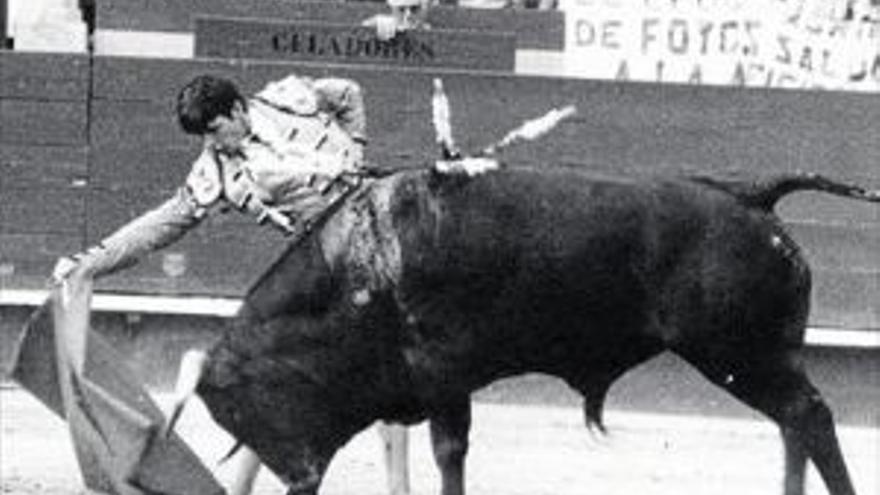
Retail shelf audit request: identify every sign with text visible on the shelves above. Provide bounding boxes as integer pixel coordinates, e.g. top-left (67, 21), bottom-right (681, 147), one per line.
top-left (560, 0), bottom-right (879, 92)
top-left (194, 16), bottom-right (516, 72)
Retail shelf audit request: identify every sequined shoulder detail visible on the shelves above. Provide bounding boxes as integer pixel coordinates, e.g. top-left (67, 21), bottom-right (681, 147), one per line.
top-left (185, 149), bottom-right (223, 206)
top-left (254, 75), bottom-right (319, 116)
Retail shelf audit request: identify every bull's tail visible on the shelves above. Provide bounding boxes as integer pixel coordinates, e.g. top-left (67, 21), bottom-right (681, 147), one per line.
top-left (691, 172), bottom-right (880, 211)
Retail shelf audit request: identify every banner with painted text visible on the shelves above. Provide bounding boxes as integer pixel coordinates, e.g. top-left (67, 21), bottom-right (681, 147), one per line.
top-left (560, 0), bottom-right (879, 92)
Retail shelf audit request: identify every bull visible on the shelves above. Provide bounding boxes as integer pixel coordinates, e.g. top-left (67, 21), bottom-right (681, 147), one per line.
top-left (169, 166), bottom-right (877, 495)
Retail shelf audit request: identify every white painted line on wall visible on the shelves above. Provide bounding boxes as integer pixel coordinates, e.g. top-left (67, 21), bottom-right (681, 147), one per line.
top-left (0, 289), bottom-right (241, 317)
top-left (1, 289), bottom-right (877, 348)
top-left (804, 327), bottom-right (880, 349)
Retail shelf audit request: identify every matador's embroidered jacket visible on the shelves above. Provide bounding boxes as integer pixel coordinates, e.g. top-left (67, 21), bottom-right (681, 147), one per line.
top-left (68, 75), bottom-right (367, 279)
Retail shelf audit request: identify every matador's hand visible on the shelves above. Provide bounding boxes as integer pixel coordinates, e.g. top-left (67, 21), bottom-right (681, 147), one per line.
top-left (51, 256), bottom-right (79, 285)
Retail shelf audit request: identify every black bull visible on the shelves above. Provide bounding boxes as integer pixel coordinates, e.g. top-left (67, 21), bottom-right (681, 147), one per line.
top-left (193, 167), bottom-right (877, 495)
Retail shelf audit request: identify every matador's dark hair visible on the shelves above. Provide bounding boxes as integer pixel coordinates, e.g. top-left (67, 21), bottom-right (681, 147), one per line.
top-left (176, 75), bottom-right (246, 135)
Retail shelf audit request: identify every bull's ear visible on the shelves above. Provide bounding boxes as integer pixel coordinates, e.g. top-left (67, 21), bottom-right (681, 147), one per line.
top-left (163, 350), bottom-right (208, 437)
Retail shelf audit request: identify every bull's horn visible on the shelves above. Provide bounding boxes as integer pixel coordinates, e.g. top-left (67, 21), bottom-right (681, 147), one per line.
top-left (163, 349), bottom-right (208, 438)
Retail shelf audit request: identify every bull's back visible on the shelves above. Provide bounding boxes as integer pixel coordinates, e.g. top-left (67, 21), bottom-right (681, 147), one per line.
top-left (387, 169), bottom-right (672, 377)
top-left (387, 168), bottom-right (811, 388)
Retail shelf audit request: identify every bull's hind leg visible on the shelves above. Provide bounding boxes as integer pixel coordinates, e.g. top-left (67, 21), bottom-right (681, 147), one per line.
top-left (782, 425), bottom-right (808, 495)
top-left (674, 347), bottom-right (855, 495)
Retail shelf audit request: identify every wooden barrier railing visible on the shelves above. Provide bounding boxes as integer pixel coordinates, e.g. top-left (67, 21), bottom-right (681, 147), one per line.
top-left (84, 56), bottom-right (880, 330)
top-left (0, 52), bottom-right (90, 290)
top-left (1, 51), bottom-right (878, 334)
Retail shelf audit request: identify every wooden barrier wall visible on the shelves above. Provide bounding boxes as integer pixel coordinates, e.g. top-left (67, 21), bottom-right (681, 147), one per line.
top-left (87, 57), bottom-right (880, 329)
top-left (95, 0), bottom-right (564, 50)
top-left (0, 53), bottom-right (90, 290)
top-left (1, 52), bottom-right (877, 330)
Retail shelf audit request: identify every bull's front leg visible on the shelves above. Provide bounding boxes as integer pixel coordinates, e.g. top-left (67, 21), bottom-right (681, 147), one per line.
top-left (429, 397), bottom-right (472, 495)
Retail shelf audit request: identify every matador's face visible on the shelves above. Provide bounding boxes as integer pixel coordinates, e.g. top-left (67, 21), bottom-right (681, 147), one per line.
top-left (205, 100), bottom-right (252, 154)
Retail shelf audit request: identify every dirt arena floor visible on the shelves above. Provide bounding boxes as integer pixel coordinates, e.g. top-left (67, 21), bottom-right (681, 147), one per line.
top-left (2, 385), bottom-right (878, 495)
